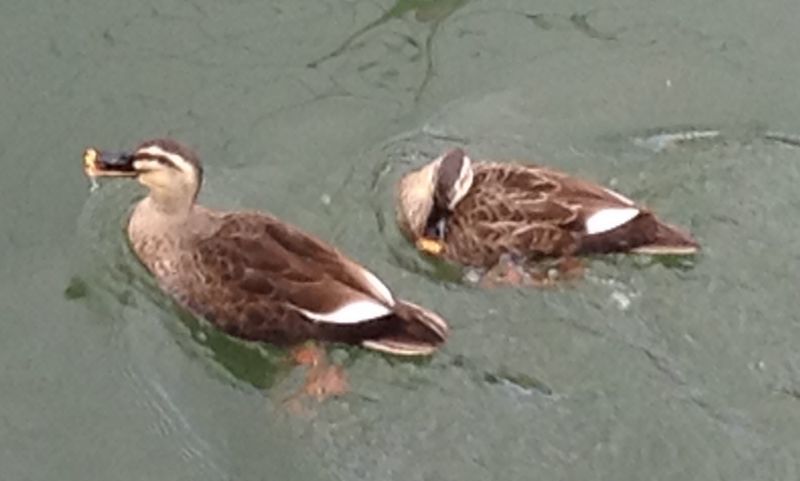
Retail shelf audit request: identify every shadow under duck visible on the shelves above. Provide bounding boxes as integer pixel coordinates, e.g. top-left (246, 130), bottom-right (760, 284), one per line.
top-left (83, 138), bottom-right (448, 356)
top-left (396, 148), bottom-right (699, 276)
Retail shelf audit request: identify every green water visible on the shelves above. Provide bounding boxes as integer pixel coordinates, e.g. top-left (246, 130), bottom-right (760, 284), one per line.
top-left (2, 0), bottom-right (799, 479)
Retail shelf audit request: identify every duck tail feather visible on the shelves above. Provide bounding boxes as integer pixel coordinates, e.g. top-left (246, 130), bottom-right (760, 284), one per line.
top-left (361, 300), bottom-right (449, 356)
top-left (632, 219), bottom-right (700, 255)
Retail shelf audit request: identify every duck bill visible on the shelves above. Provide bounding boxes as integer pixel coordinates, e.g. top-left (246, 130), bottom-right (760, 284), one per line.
top-left (83, 147), bottom-right (138, 178)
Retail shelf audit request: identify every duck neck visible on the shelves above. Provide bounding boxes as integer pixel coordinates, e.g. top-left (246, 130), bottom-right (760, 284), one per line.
top-left (146, 186), bottom-right (196, 218)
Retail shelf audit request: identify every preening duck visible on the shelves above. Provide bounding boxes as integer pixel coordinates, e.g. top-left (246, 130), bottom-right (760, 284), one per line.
top-left (83, 138), bottom-right (448, 356)
top-left (396, 148), bottom-right (699, 276)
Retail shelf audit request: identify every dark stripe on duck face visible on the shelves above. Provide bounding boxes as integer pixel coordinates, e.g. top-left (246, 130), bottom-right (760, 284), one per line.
top-left (435, 148), bottom-right (467, 206)
top-left (423, 204), bottom-right (450, 240)
top-left (425, 149), bottom-right (469, 241)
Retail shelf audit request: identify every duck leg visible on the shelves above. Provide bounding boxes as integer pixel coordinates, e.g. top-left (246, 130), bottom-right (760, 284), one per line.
top-left (479, 253), bottom-right (530, 288)
top-left (524, 256), bottom-right (586, 287)
top-left (479, 254), bottom-right (586, 288)
top-left (283, 343), bottom-right (349, 413)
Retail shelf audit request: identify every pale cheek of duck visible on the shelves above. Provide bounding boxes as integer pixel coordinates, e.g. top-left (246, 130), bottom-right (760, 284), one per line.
top-left (137, 170), bottom-right (191, 193)
top-left (397, 180), bottom-right (435, 237)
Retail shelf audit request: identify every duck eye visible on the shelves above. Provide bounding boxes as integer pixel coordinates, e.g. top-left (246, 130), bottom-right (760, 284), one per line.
top-left (156, 157), bottom-right (172, 166)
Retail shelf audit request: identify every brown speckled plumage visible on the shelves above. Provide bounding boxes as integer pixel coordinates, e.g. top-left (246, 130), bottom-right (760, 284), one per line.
top-left (396, 149), bottom-right (699, 269)
top-left (86, 138), bottom-right (448, 355)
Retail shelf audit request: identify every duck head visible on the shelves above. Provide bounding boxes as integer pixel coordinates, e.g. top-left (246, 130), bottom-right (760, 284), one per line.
top-left (395, 147), bottom-right (473, 239)
top-left (84, 138), bottom-right (204, 214)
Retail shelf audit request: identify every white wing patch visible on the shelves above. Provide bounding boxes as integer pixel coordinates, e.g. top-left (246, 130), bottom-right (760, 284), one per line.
top-left (357, 267), bottom-right (395, 307)
top-left (298, 300), bottom-right (392, 325)
top-left (585, 208), bottom-right (640, 234)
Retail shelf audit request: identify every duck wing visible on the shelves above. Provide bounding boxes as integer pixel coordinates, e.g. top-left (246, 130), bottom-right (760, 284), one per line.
top-left (191, 212), bottom-right (448, 353)
top-left (461, 163), bottom-right (697, 257)
top-left (197, 212), bottom-right (395, 319)
top-left (451, 164), bottom-right (582, 257)
top-left (537, 168), bottom-right (699, 254)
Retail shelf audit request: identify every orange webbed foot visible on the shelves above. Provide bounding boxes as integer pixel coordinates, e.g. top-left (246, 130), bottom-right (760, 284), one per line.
top-left (283, 343), bottom-right (350, 415)
top-left (479, 254), bottom-right (528, 288)
top-left (479, 255), bottom-right (586, 288)
top-left (523, 256), bottom-right (587, 287)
